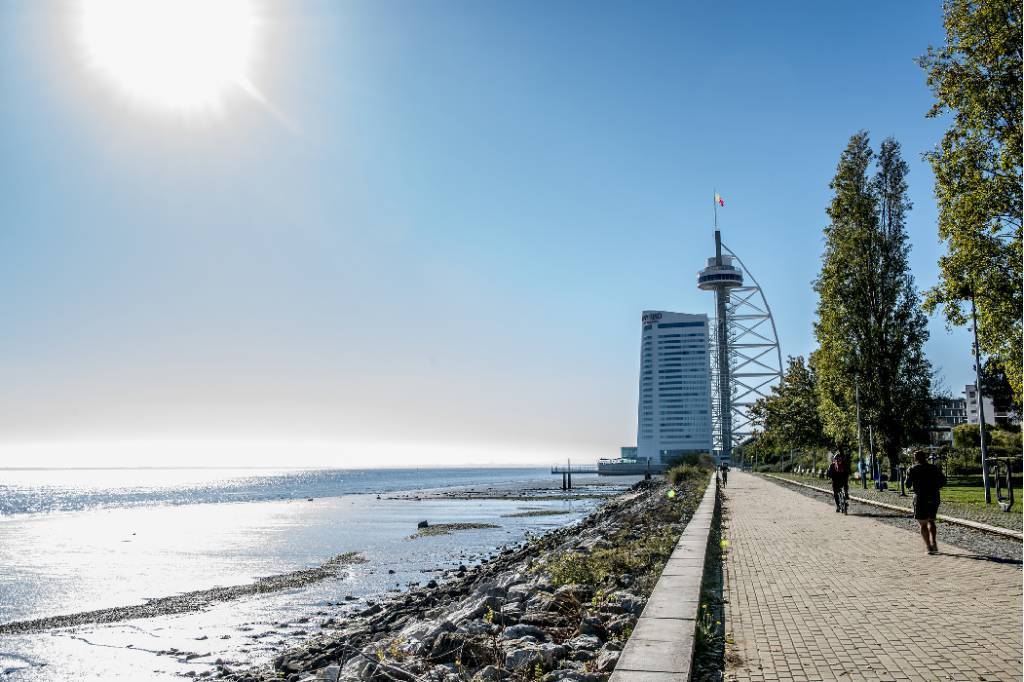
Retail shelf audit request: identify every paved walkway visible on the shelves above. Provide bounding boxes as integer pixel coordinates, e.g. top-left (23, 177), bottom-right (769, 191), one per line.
top-left (724, 471), bottom-right (1023, 682)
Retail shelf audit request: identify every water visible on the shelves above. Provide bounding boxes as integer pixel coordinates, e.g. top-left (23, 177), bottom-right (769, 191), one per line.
top-left (0, 467), bottom-right (560, 516)
top-left (0, 467), bottom-right (632, 680)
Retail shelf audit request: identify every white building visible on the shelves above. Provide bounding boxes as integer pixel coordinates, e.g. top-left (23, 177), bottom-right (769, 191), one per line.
top-left (636, 310), bottom-right (713, 465)
top-left (964, 384), bottom-right (995, 426)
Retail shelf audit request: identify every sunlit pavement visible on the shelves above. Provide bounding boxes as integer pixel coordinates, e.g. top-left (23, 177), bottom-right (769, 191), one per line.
top-left (723, 471), bottom-right (1023, 682)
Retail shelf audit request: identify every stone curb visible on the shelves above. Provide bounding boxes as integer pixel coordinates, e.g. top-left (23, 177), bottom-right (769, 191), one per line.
top-left (609, 472), bottom-right (718, 682)
top-left (762, 473), bottom-right (1023, 541)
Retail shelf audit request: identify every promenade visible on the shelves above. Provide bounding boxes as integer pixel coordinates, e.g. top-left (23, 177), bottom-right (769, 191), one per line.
top-left (724, 471), bottom-right (1023, 682)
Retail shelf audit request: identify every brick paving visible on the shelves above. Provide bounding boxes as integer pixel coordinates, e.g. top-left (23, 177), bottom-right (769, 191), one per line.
top-left (723, 471), bottom-right (1023, 682)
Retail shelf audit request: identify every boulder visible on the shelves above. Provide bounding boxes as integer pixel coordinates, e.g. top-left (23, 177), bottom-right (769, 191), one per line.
top-left (577, 615), bottom-right (606, 638)
top-left (503, 642), bottom-right (567, 671)
top-left (446, 595), bottom-right (503, 626)
top-left (396, 619), bottom-right (455, 655)
top-left (500, 624), bottom-right (549, 641)
top-left (472, 665), bottom-right (510, 681)
top-left (606, 614), bottom-right (636, 636)
top-left (565, 634), bottom-right (601, 651)
top-left (506, 584), bottom-right (533, 602)
top-left (594, 648), bottom-right (620, 673)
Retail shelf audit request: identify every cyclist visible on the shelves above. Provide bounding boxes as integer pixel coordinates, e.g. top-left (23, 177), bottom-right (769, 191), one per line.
top-left (826, 452), bottom-right (851, 513)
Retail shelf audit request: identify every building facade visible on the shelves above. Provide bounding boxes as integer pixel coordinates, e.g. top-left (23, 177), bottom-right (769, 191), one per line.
top-left (929, 397), bottom-right (968, 444)
top-left (636, 310), bottom-right (712, 465)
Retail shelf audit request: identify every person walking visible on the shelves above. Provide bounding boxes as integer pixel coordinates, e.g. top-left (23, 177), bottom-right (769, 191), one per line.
top-left (826, 453), bottom-right (851, 513)
top-left (905, 450), bottom-right (947, 554)
top-left (719, 462), bottom-right (729, 486)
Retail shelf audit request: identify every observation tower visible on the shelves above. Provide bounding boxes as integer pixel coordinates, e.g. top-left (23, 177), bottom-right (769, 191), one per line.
top-left (698, 230), bottom-right (783, 463)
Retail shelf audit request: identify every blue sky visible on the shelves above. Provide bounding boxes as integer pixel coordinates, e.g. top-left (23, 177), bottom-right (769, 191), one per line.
top-left (0, 1), bottom-right (971, 466)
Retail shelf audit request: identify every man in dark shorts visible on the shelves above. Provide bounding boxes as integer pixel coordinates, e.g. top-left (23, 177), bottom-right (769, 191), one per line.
top-left (905, 450), bottom-right (947, 554)
top-left (826, 453), bottom-right (850, 512)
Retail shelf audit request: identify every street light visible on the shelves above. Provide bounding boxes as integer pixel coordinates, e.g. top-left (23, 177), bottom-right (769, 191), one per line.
top-left (970, 289), bottom-right (991, 504)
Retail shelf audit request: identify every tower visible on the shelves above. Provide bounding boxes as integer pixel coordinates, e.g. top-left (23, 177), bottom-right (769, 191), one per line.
top-left (697, 230), bottom-right (783, 463)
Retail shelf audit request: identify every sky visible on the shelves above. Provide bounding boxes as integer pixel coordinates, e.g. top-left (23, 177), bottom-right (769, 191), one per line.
top-left (0, 1), bottom-right (974, 468)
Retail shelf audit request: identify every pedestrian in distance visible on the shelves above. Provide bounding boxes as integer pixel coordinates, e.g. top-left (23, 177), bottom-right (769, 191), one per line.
top-left (826, 452), bottom-right (851, 513)
top-left (905, 449), bottom-right (947, 554)
top-left (719, 462), bottom-right (728, 487)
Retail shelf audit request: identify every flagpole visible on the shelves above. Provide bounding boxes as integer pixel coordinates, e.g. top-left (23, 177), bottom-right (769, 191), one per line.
top-left (713, 188), bottom-right (718, 229)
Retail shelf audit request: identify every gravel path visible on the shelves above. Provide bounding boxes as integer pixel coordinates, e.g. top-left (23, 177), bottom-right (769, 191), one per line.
top-left (761, 475), bottom-right (1023, 564)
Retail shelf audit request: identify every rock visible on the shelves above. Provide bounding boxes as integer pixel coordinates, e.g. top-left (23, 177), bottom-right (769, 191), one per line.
top-left (606, 614), bottom-right (636, 635)
top-left (418, 520), bottom-right (430, 529)
top-left (616, 573), bottom-right (635, 588)
top-left (566, 634), bottom-right (601, 651)
top-left (525, 593), bottom-right (555, 612)
top-left (427, 632), bottom-right (492, 667)
top-left (608, 591), bottom-right (644, 616)
top-left (553, 583), bottom-right (594, 605)
top-left (320, 664), bottom-right (341, 682)
top-left (446, 595), bottom-right (503, 625)
top-left (499, 624), bottom-right (548, 641)
top-left (594, 648), bottom-right (620, 672)
top-left (568, 649), bottom-right (596, 662)
top-left (396, 619), bottom-right (455, 655)
top-left (519, 611), bottom-right (567, 628)
top-left (541, 671), bottom-right (608, 682)
top-left (578, 615), bottom-right (606, 638)
top-left (503, 642), bottom-right (567, 671)
top-left (472, 581), bottom-right (507, 599)
top-left (506, 584), bottom-right (533, 602)
top-left (472, 664), bottom-right (510, 681)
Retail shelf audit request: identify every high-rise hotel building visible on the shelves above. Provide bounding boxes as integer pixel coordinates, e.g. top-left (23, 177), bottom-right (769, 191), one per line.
top-left (637, 311), bottom-right (713, 464)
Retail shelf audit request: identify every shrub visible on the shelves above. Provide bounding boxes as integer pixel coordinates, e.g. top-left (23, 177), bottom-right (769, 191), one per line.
top-left (668, 464), bottom-right (709, 486)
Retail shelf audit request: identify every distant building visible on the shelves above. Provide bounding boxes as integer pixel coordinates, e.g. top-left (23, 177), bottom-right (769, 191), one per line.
top-left (619, 446), bottom-right (638, 460)
top-left (964, 384), bottom-right (995, 426)
top-left (929, 384), bottom-right (1019, 444)
top-left (636, 310), bottom-right (712, 465)
top-left (929, 397), bottom-right (967, 444)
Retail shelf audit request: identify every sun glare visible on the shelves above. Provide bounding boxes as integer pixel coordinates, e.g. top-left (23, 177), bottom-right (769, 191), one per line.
top-left (78, 0), bottom-right (258, 114)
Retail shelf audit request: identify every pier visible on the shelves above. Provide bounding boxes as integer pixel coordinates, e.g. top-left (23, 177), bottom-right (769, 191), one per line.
top-left (550, 464), bottom-right (598, 490)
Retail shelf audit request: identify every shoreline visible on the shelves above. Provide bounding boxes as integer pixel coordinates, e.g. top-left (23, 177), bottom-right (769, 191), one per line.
top-left (0, 553), bottom-right (368, 637)
top-left (223, 471), bottom-right (710, 682)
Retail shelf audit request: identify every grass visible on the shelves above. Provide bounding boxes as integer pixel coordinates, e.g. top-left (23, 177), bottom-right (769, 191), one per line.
top-left (941, 485), bottom-right (1023, 507)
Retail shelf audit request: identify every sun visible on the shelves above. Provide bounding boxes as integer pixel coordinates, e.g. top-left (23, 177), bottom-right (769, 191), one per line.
top-left (78, 0), bottom-right (258, 114)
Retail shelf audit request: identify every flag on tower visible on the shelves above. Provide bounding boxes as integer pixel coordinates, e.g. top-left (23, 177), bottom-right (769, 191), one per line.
top-left (715, 193), bottom-right (725, 207)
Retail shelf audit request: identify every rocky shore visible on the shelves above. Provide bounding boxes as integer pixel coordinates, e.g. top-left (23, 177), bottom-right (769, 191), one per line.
top-left (222, 472), bottom-right (709, 682)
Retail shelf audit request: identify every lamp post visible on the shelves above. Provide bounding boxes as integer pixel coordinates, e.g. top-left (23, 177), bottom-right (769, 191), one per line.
top-left (856, 378), bottom-right (866, 489)
top-left (970, 290), bottom-right (991, 504)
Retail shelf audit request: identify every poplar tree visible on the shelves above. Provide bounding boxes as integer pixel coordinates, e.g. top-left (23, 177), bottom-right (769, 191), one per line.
top-left (918, 0), bottom-right (1023, 402)
top-left (813, 133), bottom-right (932, 473)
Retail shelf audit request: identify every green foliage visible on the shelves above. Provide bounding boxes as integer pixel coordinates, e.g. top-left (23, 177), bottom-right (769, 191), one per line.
top-left (952, 423), bottom-right (1023, 453)
top-left (664, 452), bottom-right (715, 469)
top-left (542, 469), bottom-right (709, 591)
top-left (694, 603), bottom-right (722, 650)
top-left (667, 463), bottom-right (709, 486)
top-left (813, 133), bottom-right (933, 470)
top-left (749, 355), bottom-right (827, 453)
top-left (918, 0), bottom-right (1023, 403)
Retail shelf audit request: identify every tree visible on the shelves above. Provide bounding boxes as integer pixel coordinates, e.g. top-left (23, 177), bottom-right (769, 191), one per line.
top-left (813, 133), bottom-right (933, 474)
top-left (980, 357), bottom-right (1021, 416)
top-left (749, 355), bottom-right (827, 454)
top-left (918, 0), bottom-right (1023, 403)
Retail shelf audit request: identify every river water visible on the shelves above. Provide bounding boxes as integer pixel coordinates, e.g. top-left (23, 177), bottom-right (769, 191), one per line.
top-left (0, 467), bottom-right (631, 680)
